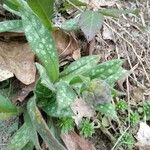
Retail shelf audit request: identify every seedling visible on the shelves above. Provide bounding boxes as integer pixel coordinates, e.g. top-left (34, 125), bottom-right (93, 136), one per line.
top-left (79, 119), bottom-right (95, 138)
top-left (116, 99), bottom-right (128, 111)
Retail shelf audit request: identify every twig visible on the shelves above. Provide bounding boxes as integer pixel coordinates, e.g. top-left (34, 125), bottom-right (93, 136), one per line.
top-left (65, 0), bottom-right (83, 12)
top-left (104, 21), bottom-right (150, 83)
top-left (111, 126), bottom-right (130, 150)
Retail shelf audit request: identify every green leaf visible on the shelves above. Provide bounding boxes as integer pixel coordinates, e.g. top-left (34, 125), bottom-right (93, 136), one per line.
top-left (56, 81), bottom-right (76, 112)
top-left (61, 17), bottom-right (80, 31)
top-left (64, 0), bottom-right (86, 9)
top-left (20, 7), bottom-right (59, 82)
top-left (78, 10), bottom-right (104, 41)
top-left (36, 63), bottom-right (56, 92)
top-left (27, 0), bottom-right (54, 30)
top-left (27, 97), bottom-right (66, 150)
top-left (3, 4), bottom-right (21, 16)
top-left (4, 0), bottom-right (20, 11)
top-left (0, 20), bottom-right (22, 33)
top-left (24, 112), bottom-right (41, 149)
top-left (42, 81), bottom-right (77, 117)
top-left (99, 8), bottom-right (139, 18)
top-left (35, 80), bottom-right (52, 99)
top-left (60, 55), bottom-right (100, 81)
top-left (0, 94), bottom-right (17, 113)
top-left (9, 123), bottom-right (30, 150)
top-left (0, 112), bottom-right (18, 120)
top-left (83, 59), bottom-right (124, 80)
top-left (22, 142), bottom-right (34, 150)
top-left (42, 100), bottom-right (73, 118)
top-left (106, 68), bottom-right (129, 85)
top-left (96, 103), bottom-right (117, 119)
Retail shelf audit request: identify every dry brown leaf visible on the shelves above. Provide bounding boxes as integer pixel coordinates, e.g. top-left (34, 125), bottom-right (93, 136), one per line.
top-left (102, 24), bottom-right (114, 40)
top-left (61, 131), bottom-right (96, 150)
top-left (14, 82), bottom-right (35, 104)
top-left (136, 122), bottom-right (150, 150)
top-left (0, 41), bottom-right (36, 85)
top-left (72, 49), bottom-right (81, 60)
top-left (71, 98), bottom-right (96, 126)
top-left (52, 30), bottom-right (80, 60)
top-left (0, 67), bottom-right (14, 81)
top-left (131, 87), bottom-right (144, 104)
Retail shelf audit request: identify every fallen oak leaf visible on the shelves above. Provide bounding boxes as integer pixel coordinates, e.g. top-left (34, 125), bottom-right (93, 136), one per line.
top-left (61, 131), bottom-right (96, 150)
top-left (71, 98), bottom-right (96, 126)
top-left (0, 41), bottom-right (36, 85)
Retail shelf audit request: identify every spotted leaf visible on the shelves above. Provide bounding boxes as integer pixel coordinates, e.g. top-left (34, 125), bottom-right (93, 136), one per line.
top-left (9, 123), bottom-right (30, 150)
top-left (56, 81), bottom-right (77, 112)
top-left (60, 55), bottom-right (100, 81)
top-left (106, 68), bottom-right (129, 85)
top-left (24, 112), bottom-right (41, 150)
top-left (41, 81), bottom-right (77, 117)
top-left (27, 97), bottom-right (66, 150)
top-left (96, 103), bottom-right (117, 119)
top-left (42, 99), bottom-right (73, 117)
top-left (20, 5), bottom-right (59, 82)
top-left (36, 63), bottom-right (56, 92)
top-left (83, 59), bottom-right (124, 80)
top-left (0, 20), bottom-right (22, 33)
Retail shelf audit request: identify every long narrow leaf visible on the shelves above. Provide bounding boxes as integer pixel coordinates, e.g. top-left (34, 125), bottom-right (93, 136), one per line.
top-left (19, 3), bottom-right (59, 82)
top-left (0, 20), bottom-right (22, 33)
top-left (27, 0), bottom-right (54, 30)
top-left (24, 112), bottom-right (41, 150)
top-left (0, 112), bottom-right (18, 120)
top-left (36, 63), bottom-right (56, 92)
top-left (56, 81), bottom-right (76, 111)
top-left (9, 123), bottom-right (30, 150)
top-left (0, 94), bottom-right (17, 113)
top-left (106, 68), bottom-right (129, 85)
top-left (27, 97), bottom-right (66, 150)
top-left (60, 55), bottom-right (100, 81)
top-left (83, 59), bottom-right (124, 80)
top-left (4, 0), bottom-right (20, 11)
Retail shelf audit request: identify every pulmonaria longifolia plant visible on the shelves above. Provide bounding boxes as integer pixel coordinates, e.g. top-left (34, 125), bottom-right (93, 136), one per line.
top-left (0, 0), bottom-right (129, 149)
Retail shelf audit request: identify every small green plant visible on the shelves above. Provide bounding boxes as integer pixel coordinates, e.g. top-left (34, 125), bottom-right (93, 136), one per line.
top-left (59, 117), bottom-right (75, 133)
top-left (120, 132), bottom-right (135, 149)
top-left (130, 112), bottom-right (140, 126)
top-left (116, 99), bottom-right (128, 111)
top-left (143, 102), bottom-right (150, 116)
top-left (0, 0), bottom-right (132, 149)
top-left (79, 119), bottom-right (95, 138)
